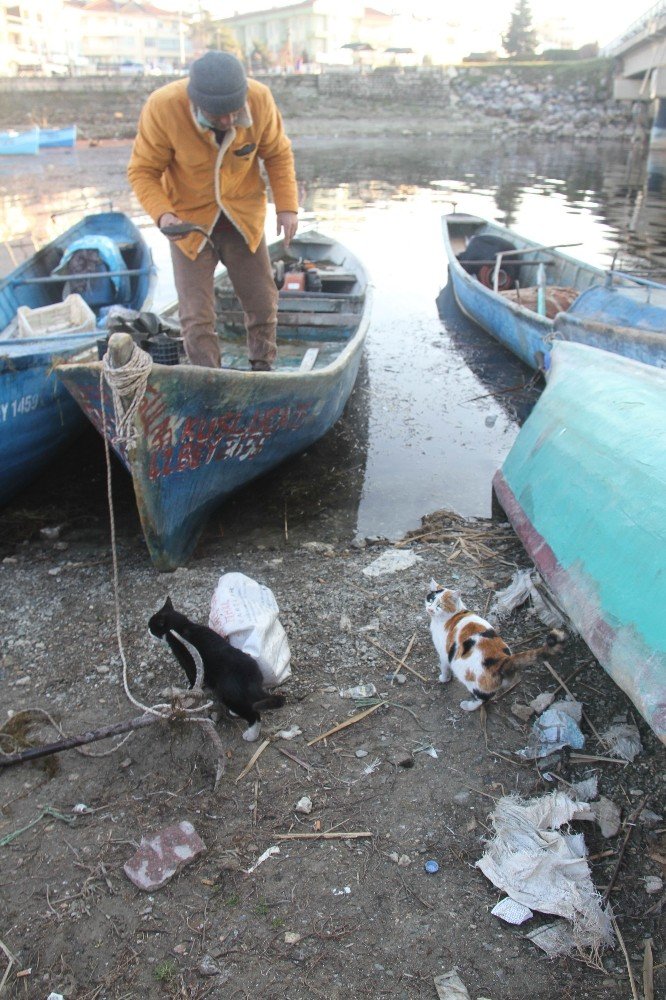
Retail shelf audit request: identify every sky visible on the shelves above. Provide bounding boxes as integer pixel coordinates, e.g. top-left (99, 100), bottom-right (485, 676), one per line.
top-left (157, 1), bottom-right (650, 51)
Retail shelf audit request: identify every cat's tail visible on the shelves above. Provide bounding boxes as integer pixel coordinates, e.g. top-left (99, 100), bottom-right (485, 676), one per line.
top-left (252, 694), bottom-right (286, 712)
top-left (501, 628), bottom-right (567, 676)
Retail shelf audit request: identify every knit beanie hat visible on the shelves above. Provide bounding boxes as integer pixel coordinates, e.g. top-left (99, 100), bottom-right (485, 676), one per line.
top-left (188, 51), bottom-right (248, 115)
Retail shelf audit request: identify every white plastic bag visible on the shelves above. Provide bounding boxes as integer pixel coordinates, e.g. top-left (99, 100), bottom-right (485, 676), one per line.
top-left (208, 572), bottom-right (291, 687)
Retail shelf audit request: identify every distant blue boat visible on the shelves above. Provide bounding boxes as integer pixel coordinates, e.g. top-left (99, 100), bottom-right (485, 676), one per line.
top-left (442, 212), bottom-right (666, 370)
top-left (39, 124), bottom-right (77, 149)
top-left (0, 127), bottom-right (40, 155)
top-left (494, 341), bottom-right (666, 743)
top-left (57, 230), bottom-right (370, 570)
top-left (0, 212), bottom-right (155, 505)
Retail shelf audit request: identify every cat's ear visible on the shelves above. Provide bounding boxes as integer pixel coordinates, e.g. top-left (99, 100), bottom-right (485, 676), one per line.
top-left (450, 589), bottom-right (464, 609)
top-left (428, 577), bottom-right (439, 591)
top-left (164, 595), bottom-right (174, 609)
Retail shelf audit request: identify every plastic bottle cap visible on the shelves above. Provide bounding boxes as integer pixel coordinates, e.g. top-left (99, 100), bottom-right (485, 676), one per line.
top-left (424, 859), bottom-right (439, 874)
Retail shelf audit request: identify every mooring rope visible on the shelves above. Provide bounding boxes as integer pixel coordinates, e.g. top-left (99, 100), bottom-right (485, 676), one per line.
top-left (95, 345), bottom-right (213, 743)
top-left (101, 339), bottom-right (152, 448)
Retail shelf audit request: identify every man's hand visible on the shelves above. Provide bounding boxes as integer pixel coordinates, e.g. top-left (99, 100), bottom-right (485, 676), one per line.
top-left (158, 212), bottom-right (186, 241)
top-left (276, 211), bottom-right (298, 250)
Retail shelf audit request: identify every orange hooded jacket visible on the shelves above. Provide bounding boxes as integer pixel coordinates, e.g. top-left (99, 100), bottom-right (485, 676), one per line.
top-left (127, 77), bottom-right (299, 260)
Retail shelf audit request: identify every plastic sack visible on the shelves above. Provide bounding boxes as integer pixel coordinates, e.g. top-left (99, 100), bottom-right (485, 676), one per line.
top-left (208, 572), bottom-right (291, 687)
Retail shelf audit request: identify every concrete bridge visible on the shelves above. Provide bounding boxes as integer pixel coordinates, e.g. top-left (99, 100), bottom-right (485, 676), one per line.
top-left (605, 1), bottom-right (666, 147)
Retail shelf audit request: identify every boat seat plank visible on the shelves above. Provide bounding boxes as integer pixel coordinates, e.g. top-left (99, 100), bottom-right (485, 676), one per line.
top-left (299, 347), bottom-right (319, 372)
top-left (222, 310), bottom-right (360, 328)
top-left (216, 293), bottom-right (362, 314)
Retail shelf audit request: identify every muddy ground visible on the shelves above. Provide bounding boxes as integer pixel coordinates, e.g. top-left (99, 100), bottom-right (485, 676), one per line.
top-left (1, 467), bottom-right (664, 1000)
top-left (0, 98), bottom-right (664, 1000)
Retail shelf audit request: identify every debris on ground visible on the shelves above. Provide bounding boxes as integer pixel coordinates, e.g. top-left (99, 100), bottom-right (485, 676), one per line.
top-left (362, 549), bottom-right (422, 576)
top-left (592, 796), bottom-right (622, 838)
top-left (433, 969), bottom-right (472, 1000)
top-left (490, 897), bottom-right (534, 924)
top-left (340, 683), bottom-right (377, 699)
top-left (276, 724), bottom-right (302, 740)
top-left (123, 821), bottom-right (206, 891)
top-left (517, 703), bottom-right (585, 758)
top-left (487, 568), bottom-right (566, 628)
top-left (476, 791), bottom-right (614, 955)
top-left (602, 717), bottom-right (644, 761)
top-left (243, 845), bottom-right (280, 875)
top-left (209, 571), bottom-right (291, 686)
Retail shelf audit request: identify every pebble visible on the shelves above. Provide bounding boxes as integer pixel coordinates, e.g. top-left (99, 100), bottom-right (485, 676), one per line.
top-left (197, 955), bottom-right (221, 976)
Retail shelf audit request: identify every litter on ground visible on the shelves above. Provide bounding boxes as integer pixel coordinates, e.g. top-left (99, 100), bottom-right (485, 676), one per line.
top-left (476, 790), bottom-right (614, 955)
top-left (361, 549), bottom-right (422, 577)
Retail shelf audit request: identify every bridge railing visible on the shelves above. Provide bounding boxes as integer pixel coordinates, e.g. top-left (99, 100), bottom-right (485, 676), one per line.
top-left (602, 0), bottom-right (666, 56)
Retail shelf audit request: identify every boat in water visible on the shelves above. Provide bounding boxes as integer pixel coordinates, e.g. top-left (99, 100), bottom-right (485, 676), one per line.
top-left (0, 127), bottom-right (40, 155)
top-left (57, 229), bottom-right (371, 571)
top-left (38, 124), bottom-right (77, 149)
top-left (442, 212), bottom-right (666, 370)
top-left (0, 211), bottom-right (155, 505)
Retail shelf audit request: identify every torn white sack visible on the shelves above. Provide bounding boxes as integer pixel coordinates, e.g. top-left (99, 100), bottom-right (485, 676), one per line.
top-left (476, 791), bottom-right (614, 954)
top-left (209, 572), bottom-right (291, 686)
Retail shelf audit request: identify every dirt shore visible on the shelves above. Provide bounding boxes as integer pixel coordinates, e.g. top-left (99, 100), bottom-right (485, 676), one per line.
top-left (0, 88), bottom-right (662, 999)
top-left (1, 484), bottom-right (664, 999)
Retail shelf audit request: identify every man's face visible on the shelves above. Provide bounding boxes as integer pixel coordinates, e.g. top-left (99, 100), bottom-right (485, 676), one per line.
top-left (197, 107), bottom-right (243, 130)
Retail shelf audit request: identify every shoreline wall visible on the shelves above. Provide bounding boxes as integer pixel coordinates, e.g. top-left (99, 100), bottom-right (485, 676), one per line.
top-left (0, 61), bottom-right (640, 143)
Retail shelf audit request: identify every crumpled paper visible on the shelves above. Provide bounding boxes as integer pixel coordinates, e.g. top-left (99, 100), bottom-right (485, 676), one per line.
top-left (517, 706), bottom-right (585, 759)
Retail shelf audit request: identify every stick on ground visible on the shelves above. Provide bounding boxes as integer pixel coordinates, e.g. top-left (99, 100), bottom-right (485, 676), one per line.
top-left (307, 702), bottom-right (386, 746)
top-left (0, 713), bottom-right (159, 766)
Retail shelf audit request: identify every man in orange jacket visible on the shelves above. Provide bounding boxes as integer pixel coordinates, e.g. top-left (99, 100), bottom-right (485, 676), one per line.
top-left (128, 51), bottom-right (299, 370)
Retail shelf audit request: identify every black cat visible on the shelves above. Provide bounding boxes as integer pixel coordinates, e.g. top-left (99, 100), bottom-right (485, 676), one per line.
top-left (148, 597), bottom-right (285, 742)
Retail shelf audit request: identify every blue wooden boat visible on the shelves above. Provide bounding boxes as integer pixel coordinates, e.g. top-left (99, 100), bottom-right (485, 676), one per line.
top-left (0, 211), bottom-right (155, 506)
top-left (0, 127), bottom-right (40, 155)
top-left (442, 212), bottom-right (666, 370)
top-left (57, 230), bottom-right (371, 570)
top-left (494, 341), bottom-right (666, 743)
top-left (39, 124), bottom-right (77, 149)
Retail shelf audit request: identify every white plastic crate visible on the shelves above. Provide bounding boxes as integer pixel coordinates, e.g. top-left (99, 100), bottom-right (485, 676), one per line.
top-left (17, 293), bottom-right (96, 338)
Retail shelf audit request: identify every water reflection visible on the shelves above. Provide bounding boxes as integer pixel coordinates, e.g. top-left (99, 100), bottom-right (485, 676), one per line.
top-left (1, 134), bottom-right (665, 544)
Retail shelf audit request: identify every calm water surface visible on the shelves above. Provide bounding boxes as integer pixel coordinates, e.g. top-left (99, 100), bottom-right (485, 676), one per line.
top-left (2, 135), bottom-right (664, 545)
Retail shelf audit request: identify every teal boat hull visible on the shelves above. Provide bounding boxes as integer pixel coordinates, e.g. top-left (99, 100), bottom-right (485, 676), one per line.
top-left (494, 341), bottom-right (666, 742)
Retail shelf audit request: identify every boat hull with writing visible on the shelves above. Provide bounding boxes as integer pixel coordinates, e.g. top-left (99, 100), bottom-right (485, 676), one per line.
top-left (0, 212), bottom-right (155, 505)
top-left (57, 230), bottom-right (371, 570)
top-left (442, 212), bottom-right (666, 370)
top-left (494, 341), bottom-right (666, 742)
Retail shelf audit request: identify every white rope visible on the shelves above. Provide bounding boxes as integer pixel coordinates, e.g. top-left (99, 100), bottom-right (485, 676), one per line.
top-left (101, 339), bottom-right (152, 448)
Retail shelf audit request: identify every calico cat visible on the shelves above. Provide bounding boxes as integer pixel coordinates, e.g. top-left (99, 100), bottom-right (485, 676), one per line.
top-left (425, 580), bottom-right (566, 711)
top-left (148, 597), bottom-right (285, 741)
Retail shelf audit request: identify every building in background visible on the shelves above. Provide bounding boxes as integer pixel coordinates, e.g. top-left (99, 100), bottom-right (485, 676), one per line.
top-left (0, 0), bottom-right (193, 75)
top-left (221, 1), bottom-right (464, 71)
